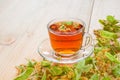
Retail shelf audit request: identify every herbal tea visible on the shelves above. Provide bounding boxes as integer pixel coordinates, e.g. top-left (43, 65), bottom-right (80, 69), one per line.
top-left (48, 21), bottom-right (84, 56)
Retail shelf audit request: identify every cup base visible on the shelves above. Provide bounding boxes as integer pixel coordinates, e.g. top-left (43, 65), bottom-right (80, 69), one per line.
top-left (38, 38), bottom-right (94, 64)
top-left (54, 51), bottom-right (78, 57)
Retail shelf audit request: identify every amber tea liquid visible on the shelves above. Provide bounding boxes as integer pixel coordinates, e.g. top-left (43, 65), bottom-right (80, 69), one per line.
top-left (48, 21), bottom-right (84, 56)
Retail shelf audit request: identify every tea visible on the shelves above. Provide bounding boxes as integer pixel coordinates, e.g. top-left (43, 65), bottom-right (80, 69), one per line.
top-left (48, 21), bottom-right (84, 56)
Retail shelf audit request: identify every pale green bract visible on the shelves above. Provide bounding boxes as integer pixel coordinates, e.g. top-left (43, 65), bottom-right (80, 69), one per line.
top-left (14, 68), bottom-right (34, 80)
top-left (90, 74), bottom-right (99, 80)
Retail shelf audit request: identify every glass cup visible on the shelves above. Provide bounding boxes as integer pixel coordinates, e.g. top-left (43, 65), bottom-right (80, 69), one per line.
top-left (47, 18), bottom-right (91, 57)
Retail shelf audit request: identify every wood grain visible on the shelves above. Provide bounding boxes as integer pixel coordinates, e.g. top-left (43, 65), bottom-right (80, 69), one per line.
top-left (0, 0), bottom-right (94, 79)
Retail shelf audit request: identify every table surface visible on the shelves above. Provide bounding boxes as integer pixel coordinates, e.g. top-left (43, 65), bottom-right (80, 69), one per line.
top-left (0, 0), bottom-right (120, 79)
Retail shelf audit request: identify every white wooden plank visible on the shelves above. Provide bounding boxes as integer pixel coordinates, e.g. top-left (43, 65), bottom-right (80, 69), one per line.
top-left (0, 0), bottom-right (94, 79)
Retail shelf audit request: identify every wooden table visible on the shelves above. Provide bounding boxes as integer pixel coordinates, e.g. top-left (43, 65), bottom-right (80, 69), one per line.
top-left (0, 0), bottom-right (120, 79)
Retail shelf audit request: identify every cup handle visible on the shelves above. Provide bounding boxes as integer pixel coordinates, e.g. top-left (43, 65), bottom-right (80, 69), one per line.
top-left (81, 32), bottom-right (92, 50)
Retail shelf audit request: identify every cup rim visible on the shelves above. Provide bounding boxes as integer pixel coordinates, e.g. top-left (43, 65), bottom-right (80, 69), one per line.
top-left (47, 18), bottom-right (86, 36)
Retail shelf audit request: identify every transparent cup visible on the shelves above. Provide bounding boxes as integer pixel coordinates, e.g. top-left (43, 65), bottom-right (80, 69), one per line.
top-left (47, 18), bottom-right (92, 57)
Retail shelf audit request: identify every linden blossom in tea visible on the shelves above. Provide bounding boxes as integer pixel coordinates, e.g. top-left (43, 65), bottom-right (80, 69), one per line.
top-left (48, 20), bottom-right (85, 56)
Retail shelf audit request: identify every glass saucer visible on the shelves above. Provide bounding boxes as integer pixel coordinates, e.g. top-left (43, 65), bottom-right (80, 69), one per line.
top-left (38, 35), bottom-right (94, 64)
